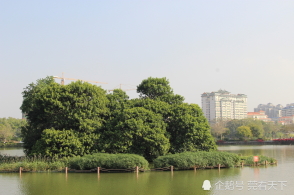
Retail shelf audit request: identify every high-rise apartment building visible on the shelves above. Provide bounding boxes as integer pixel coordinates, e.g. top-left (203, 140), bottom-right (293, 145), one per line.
top-left (201, 90), bottom-right (247, 122)
top-left (254, 103), bottom-right (283, 118)
top-left (281, 103), bottom-right (294, 117)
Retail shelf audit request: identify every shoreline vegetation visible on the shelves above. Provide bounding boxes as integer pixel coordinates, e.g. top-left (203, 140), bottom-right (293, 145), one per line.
top-left (216, 140), bottom-right (294, 145)
top-left (0, 142), bottom-right (23, 147)
top-left (0, 151), bottom-right (277, 173)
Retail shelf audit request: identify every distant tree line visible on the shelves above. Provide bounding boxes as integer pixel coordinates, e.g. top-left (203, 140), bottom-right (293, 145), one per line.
top-left (20, 76), bottom-right (216, 161)
top-left (0, 117), bottom-right (26, 142)
top-left (210, 118), bottom-right (293, 141)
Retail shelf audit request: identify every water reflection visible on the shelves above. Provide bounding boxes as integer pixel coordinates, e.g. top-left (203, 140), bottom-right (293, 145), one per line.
top-left (0, 147), bottom-right (24, 156)
top-left (12, 168), bottom-right (241, 195)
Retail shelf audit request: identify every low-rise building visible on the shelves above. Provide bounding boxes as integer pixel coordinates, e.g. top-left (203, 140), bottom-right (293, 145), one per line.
top-left (277, 115), bottom-right (294, 125)
top-left (247, 111), bottom-right (272, 122)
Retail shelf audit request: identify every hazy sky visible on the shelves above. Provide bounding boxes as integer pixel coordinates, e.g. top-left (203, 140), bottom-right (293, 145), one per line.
top-left (1, 0), bottom-right (294, 118)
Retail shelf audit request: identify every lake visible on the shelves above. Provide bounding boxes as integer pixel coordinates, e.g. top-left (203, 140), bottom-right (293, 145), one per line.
top-left (0, 145), bottom-right (293, 195)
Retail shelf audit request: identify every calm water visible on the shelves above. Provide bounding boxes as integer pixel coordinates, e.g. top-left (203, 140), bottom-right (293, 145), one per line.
top-left (0, 146), bottom-right (293, 195)
top-left (0, 147), bottom-right (24, 156)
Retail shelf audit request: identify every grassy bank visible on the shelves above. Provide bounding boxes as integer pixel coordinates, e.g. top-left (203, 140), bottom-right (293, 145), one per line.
top-left (68, 153), bottom-right (149, 170)
top-left (241, 155), bottom-right (276, 165)
top-left (154, 151), bottom-right (240, 169)
top-left (0, 142), bottom-right (23, 147)
top-left (0, 152), bottom-right (277, 172)
top-left (0, 154), bottom-right (65, 172)
top-left (0, 153), bottom-right (148, 172)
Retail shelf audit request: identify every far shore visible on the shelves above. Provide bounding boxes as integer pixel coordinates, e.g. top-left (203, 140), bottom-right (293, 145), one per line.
top-left (0, 143), bottom-right (24, 148)
top-left (217, 140), bottom-right (293, 145)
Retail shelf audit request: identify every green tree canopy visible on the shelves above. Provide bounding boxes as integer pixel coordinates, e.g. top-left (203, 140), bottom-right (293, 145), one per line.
top-left (31, 129), bottom-right (83, 157)
top-left (263, 122), bottom-right (280, 139)
top-left (0, 123), bottom-right (13, 142)
top-left (248, 123), bottom-right (264, 138)
top-left (225, 118), bottom-right (267, 139)
top-left (100, 107), bottom-right (170, 161)
top-left (236, 126), bottom-right (253, 140)
top-left (226, 119), bottom-right (247, 138)
top-left (20, 76), bottom-right (216, 160)
top-left (137, 77), bottom-right (184, 104)
top-left (20, 78), bottom-right (108, 156)
top-left (167, 103), bottom-right (216, 153)
top-left (210, 118), bottom-right (229, 140)
top-left (106, 89), bottom-right (130, 113)
top-left (0, 118), bottom-right (26, 142)
top-left (137, 77), bottom-right (173, 99)
top-left (130, 96), bottom-right (216, 154)
top-left (129, 98), bottom-right (171, 120)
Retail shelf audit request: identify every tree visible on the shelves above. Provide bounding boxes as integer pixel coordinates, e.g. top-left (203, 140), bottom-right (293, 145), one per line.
top-left (263, 122), bottom-right (282, 139)
top-left (20, 76), bottom-right (55, 115)
top-left (136, 77), bottom-right (184, 104)
top-left (280, 124), bottom-right (294, 138)
top-left (31, 129), bottom-right (83, 157)
top-left (0, 117), bottom-right (26, 141)
top-left (137, 77), bottom-right (173, 99)
top-left (20, 76), bottom-right (217, 159)
top-left (226, 119), bottom-right (247, 139)
top-left (136, 77), bottom-right (216, 153)
top-left (129, 98), bottom-right (171, 121)
top-left (210, 118), bottom-right (229, 140)
top-left (236, 126), bottom-right (252, 140)
top-left (226, 118), bottom-right (266, 139)
top-left (167, 103), bottom-right (216, 153)
top-left (248, 123), bottom-right (264, 138)
top-left (106, 89), bottom-right (130, 113)
top-left (0, 123), bottom-right (13, 142)
top-left (100, 107), bottom-right (170, 161)
top-left (20, 78), bottom-right (108, 156)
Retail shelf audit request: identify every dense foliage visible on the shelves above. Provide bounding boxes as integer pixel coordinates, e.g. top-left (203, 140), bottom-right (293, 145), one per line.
top-left (20, 77), bottom-right (108, 156)
top-left (167, 103), bottom-right (215, 153)
top-left (100, 107), bottom-right (170, 161)
top-left (68, 153), bottom-right (149, 170)
top-left (153, 151), bottom-right (240, 168)
top-left (236, 126), bottom-right (253, 140)
top-left (211, 118), bottom-right (289, 141)
top-left (20, 76), bottom-right (216, 160)
top-left (0, 117), bottom-right (26, 142)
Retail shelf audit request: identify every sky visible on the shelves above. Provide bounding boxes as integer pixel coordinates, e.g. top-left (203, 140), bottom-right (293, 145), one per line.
top-left (1, 0), bottom-right (294, 118)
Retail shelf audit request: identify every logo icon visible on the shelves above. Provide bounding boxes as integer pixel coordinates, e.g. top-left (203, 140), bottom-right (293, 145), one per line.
top-left (202, 180), bottom-right (212, 190)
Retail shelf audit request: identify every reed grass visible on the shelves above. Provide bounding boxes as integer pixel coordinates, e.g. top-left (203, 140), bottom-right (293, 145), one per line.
top-left (0, 154), bottom-right (66, 172)
top-left (153, 151), bottom-right (241, 169)
top-left (0, 152), bottom-right (276, 172)
top-left (67, 153), bottom-right (149, 170)
top-left (241, 155), bottom-right (276, 165)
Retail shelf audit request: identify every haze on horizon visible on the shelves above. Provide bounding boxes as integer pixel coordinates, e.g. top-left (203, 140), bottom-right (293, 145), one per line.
top-left (1, 1), bottom-right (294, 118)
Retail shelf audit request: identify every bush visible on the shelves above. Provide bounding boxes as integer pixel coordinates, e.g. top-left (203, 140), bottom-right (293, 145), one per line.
top-left (0, 154), bottom-right (66, 172)
top-left (67, 153), bottom-right (149, 170)
top-left (0, 161), bottom-right (67, 172)
top-left (242, 155), bottom-right (276, 165)
top-left (153, 151), bottom-right (240, 169)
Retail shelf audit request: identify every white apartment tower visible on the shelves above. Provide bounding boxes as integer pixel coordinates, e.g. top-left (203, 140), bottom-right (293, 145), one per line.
top-left (201, 90), bottom-right (247, 122)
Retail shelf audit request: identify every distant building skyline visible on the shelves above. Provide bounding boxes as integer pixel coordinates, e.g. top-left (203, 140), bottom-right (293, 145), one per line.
top-left (201, 89), bottom-right (247, 122)
top-left (254, 103), bottom-right (283, 118)
top-left (281, 103), bottom-right (294, 118)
